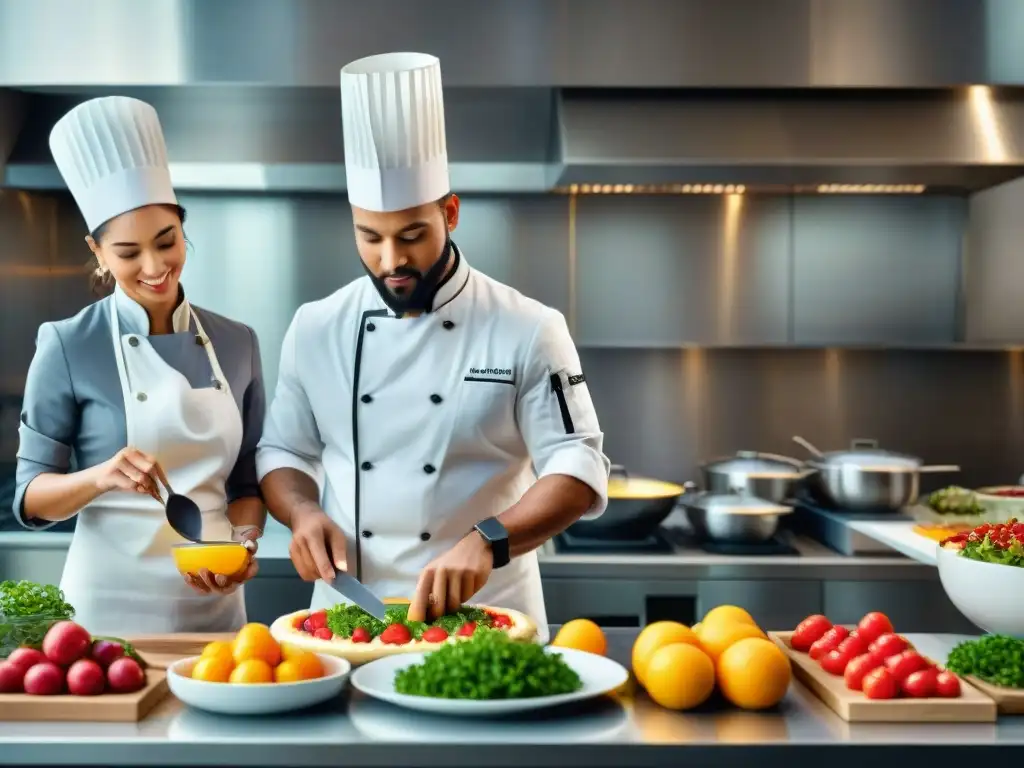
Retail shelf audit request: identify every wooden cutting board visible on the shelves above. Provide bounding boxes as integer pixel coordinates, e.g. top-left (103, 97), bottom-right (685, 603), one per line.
top-left (961, 676), bottom-right (1024, 714)
top-left (0, 669), bottom-right (168, 722)
top-left (770, 632), bottom-right (997, 723)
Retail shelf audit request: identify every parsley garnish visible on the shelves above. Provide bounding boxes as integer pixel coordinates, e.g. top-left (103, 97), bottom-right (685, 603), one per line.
top-left (325, 603), bottom-right (490, 639)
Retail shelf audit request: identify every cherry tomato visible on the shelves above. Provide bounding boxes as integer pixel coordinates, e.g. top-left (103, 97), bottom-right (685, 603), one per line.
top-left (792, 615), bottom-right (833, 652)
top-left (838, 633), bottom-right (869, 658)
top-left (869, 633), bottom-right (909, 660)
top-left (421, 626), bottom-right (449, 643)
top-left (307, 610), bottom-right (328, 631)
top-left (820, 648), bottom-right (854, 676)
top-left (313, 627), bottom-right (333, 641)
top-left (490, 614), bottom-right (513, 630)
top-left (292, 615), bottom-right (306, 630)
top-left (862, 667), bottom-right (899, 699)
top-left (350, 627), bottom-right (371, 643)
top-left (809, 626), bottom-right (849, 660)
top-left (456, 622), bottom-right (478, 638)
top-left (856, 612), bottom-right (894, 644)
top-left (844, 653), bottom-right (883, 691)
top-left (380, 624), bottom-right (412, 645)
top-left (935, 671), bottom-right (962, 698)
top-left (884, 650), bottom-right (930, 682)
top-left (901, 667), bottom-right (938, 698)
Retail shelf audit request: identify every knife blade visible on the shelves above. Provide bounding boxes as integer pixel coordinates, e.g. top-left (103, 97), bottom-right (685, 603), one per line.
top-left (332, 572), bottom-right (388, 621)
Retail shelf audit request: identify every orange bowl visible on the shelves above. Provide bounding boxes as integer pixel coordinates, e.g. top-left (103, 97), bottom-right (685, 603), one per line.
top-left (172, 542), bottom-right (248, 576)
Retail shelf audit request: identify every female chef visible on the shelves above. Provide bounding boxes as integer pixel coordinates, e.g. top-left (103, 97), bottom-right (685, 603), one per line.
top-left (12, 96), bottom-right (266, 635)
top-left (257, 53), bottom-right (609, 641)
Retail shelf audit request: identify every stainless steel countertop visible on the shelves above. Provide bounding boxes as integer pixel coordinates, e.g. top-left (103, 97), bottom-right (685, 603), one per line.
top-left (0, 631), bottom-right (1021, 767)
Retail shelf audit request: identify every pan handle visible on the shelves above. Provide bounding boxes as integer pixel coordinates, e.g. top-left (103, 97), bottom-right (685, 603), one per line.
top-left (792, 435), bottom-right (823, 458)
top-left (851, 438), bottom-right (879, 449)
top-left (609, 464), bottom-right (629, 479)
top-left (917, 465), bottom-right (961, 473)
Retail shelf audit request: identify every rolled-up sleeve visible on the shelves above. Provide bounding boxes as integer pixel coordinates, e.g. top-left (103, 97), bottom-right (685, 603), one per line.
top-left (226, 325), bottom-right (266, 503)
top-left (14, 323), bottom-right (77, 529)
top-left (256, 306), bottom-right (323, 484)
top-left (516, 309), bottom-right (610, 520)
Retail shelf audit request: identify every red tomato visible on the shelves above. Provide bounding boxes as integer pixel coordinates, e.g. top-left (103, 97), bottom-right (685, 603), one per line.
top-left (935, 671), bottom-right (962, 698)
top-left (869, 633), bottom-right (909, 660)
top-left (838, 633), bottom-right (869, 658)
top-left (313, 627), bottom-right (333, 641)
top-left (862, 667), bottom-right (899, 699)
top-left (809, 626), bottom-right (849, 660)
top-left (380, 624), bottom-right (412, 645)
top-left (820, 649), bottom-right (854, 676)
top-left (456, 622), bottom-right (477, 638)
top-left (901, 668), bottom-right (938, 698)
top-left (884, 650), bottom-right (930, 682)
top-left (292, 615), bottom-right (306, 630)
top-left (307, 610), bottom-right (328, 631)
top-left (490, 613), bottom-right (513, 630)
top-left (856, 612), bottom-right (895, 644)
top-left (421, 627), bottom-right (449, 643)
top-left (350, 627), bottom-right (371, 643)
top-left (844, 653), bottom-right (883, 691)
top-left (792, 615), bottom-right (833, 652)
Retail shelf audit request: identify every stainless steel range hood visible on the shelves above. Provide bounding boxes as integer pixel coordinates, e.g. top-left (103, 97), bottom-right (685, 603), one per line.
top-left (3, 0), bottom-right (1024, 195)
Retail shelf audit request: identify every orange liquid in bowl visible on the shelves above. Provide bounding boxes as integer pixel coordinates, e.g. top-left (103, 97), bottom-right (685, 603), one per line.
top-left (172, 542), bottom-right (248, 575)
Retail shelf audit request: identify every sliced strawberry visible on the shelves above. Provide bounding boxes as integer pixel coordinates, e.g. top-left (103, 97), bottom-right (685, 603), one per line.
top-left (313, 627), bottom-right (333, 641)
top-left (350, 627), bottom-right (371, 643)
top-left (302, 618), bottom-right (314, 632)
top-left (307, 610), bottom-right (328, 631)
top-left (421, 626), bottom-right (449, 643)
top-left (380, 624), bottom-right (413, 645)
top-left (490, 613), bottom-right (512, 629)
top-left (457, 622), bottom-right (477, 638)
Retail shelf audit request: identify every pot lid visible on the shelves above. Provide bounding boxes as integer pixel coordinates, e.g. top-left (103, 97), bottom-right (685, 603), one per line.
top-left (703, 450), bottom-right (805, 477)
top-left (686, 491), bottom-right (792, 515)
top-left (607, 465), bottom-right (687, 500)
top-left (814, 450), bottom-right (920, 470)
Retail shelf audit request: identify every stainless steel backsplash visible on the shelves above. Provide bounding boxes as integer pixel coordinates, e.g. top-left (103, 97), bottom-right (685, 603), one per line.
top-left (1, 189), bottom-right (1017, 530)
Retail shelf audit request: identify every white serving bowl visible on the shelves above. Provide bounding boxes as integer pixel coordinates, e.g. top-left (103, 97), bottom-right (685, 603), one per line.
top-left (167, 654), bottom-right (351, 715)
top-left (974, 486), bottom-right (1024, 521)
top-left (936, 544), bottom-right (1024, 637)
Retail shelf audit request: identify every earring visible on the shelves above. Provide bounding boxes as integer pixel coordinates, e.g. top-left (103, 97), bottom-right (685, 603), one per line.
top-left (94, 265), bottom-right (108, 277)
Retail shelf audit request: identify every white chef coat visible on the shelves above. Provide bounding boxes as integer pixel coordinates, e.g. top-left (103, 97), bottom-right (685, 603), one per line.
top-left (256, 249), bottom-right (609, 640)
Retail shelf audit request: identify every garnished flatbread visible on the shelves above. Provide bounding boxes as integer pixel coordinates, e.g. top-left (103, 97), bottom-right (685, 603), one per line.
top-left (269, 598), bottom-right (538, 666)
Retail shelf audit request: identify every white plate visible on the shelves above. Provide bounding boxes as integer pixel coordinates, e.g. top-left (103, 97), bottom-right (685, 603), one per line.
top-left (167, 654), bottom-right (351, 715)
top-left (349, 646), bottom-right (629, 716)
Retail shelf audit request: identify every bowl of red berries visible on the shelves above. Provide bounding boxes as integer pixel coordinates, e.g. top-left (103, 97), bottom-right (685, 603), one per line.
top-left (937, 519), bottom-right (1024, 637)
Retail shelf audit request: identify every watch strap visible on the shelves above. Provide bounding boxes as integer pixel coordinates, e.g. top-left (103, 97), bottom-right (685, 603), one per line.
top-left (474, 517), bottom-right (510, 569)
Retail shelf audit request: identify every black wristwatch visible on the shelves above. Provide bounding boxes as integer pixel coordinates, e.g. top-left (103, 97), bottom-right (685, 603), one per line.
top-left (474, 517), bottom-right (510, 569)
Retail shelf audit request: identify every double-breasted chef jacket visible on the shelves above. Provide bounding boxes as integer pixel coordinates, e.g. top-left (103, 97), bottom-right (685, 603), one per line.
top-left (256, 247), bottom-right (610, 639)
top-left (14, 285), bottom-right (266, 634)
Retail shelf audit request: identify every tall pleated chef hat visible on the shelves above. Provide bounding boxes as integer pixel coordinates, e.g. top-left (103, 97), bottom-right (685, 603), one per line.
top-left (49, 96), bottom-right (177, 233)
top-left (340, 52), bottom-right (450, 213)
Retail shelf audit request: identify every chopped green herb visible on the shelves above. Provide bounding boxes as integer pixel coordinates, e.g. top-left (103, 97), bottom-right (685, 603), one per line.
top-left (0, 580), bottom-right (76, 658)
top-left (945, 635), bottom-right (1024, 689)
top-left (928, 487), bottom-right (986, 517)
top-left (960, 536), bottom-right (1024, 568)
top-left (394, 628), bottom-right (582, 699)
top-left (324, 602), bottom-right (490, 639)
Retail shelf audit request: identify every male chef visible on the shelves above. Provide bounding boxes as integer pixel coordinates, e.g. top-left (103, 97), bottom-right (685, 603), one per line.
top-left (256, 52), bottom-right (609, 638)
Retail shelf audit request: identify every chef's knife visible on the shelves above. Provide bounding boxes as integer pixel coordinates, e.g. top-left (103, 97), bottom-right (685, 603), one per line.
top-left (332, 572), bottom-right (388, 621)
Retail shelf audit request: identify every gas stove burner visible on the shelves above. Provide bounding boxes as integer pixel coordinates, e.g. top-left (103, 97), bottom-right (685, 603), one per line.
top-left (554, 529), bottom-right (674, 554)
top-left (697, 538), bottom-right (798, 556)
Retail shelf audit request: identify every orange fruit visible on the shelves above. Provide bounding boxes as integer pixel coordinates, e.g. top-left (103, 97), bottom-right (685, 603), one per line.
top-left (631, 622), bottom-right (700, 686)
top-left (191, 655), bottom-right (234, 683)
top-left (692, 622), bottom-right (702, 634)
top-left (200, 640), bottom-right (234, 663)
top-left (695, 620), bottom-right (766, 662)
top-left (550, 618), bottom-right (607, 656)
top-left (279, 649), bottom-right (323, 681)
top-left (716, 637), bottom-right (791, 710)
top-left (229, 658), bottom-right (274, 684)
top-left (643, 642), bottom-right (716, 710)
top-left (274, 659), bottom-right (305, 683)
top-left (702, 605), bottom-right (757, 628)
top-left (233, 623), bottom-right (282, 667)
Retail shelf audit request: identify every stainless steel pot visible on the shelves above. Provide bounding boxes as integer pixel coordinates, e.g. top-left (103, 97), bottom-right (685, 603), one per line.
top-left (700, 451), bottom-right (811, 503)
top-left (681, 490), bottom-right (793, 543)
top-left (792, 436), bottom-right (961, 511)
top-left (566, 464), bottom-right (690, 539)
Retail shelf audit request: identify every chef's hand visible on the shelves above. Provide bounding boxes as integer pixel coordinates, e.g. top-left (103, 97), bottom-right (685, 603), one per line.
top-left (289, 506), bottom-right (348, 583)
top-left (185, 529), bottom-right (260, 595)
top-left (93, 446), bottom-right (165, 498)
top-left (408, 532), bottom-right (492, 622)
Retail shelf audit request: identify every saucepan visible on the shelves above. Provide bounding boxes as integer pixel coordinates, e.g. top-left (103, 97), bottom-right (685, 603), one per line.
top-left (700, 450), bottom-right (813, 504)
top-left (793, 435), bottom-right (960, 512)
top-left (681, 489), bottom-right (793, 543)
top-left (565, 464), bottom-right (690, 540)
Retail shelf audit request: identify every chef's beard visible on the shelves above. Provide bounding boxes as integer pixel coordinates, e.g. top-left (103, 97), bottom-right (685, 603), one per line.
top-left (365, 235), bottom-right (456, 316)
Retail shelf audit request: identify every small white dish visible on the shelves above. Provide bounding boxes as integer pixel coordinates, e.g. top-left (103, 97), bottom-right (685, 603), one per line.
top-left (349, 646), bottom-right (629, 717)
top-left (936, 543), bottom-right (1024, 637)
top-left (167, 654), bottom-right (351, 715)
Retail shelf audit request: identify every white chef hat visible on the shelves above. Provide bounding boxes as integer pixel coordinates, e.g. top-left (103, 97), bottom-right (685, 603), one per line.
top-left (49, 96), bottom-right (177, 233)
top-left (340, 52), bottom-right (450, 213)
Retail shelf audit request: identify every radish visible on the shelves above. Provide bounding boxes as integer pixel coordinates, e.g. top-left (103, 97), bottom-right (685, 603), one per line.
top-left (5, 647), bottom-right (47, 673)
top-left (67, 659), bottom-right (106, 696)
top-left (107, 657), bottom-right (145, 693)
top-left (90, 640), bottom-right (125, 669)
top-left (42, 621), bottom-right (91, 666)
top-left (0, 662), bottom-right (25, 693)
top-left (23, 662), bottom-right (65, 695)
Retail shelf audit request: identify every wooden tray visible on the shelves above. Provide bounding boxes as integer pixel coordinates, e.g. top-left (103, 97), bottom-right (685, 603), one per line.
top-left (962, 676), bottom-right (1024, 714)
top-left (0, 669), bottom-right (168, 722)
top-left (770, 632), bottom-right (997, 723)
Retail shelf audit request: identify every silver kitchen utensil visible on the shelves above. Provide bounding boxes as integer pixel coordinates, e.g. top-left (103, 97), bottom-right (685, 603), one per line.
top-left (700, 450), bottom-right (811, 503)
top-left (681, 489), bottom-right (792, 543)
top-left (151, 477), bottom-right (204, 543)
top-left (333, 572), bottom-right (388, 621)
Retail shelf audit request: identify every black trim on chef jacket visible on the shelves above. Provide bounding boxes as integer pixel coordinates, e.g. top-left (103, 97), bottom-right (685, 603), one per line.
top-left (351, 308), bottom-right (389, 580)
top-left (550, 374), bottom-right (575, 435)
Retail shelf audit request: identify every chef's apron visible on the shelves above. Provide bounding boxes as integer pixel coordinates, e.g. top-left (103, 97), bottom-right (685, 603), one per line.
top-left (58, 293), bottom-right (247, 636)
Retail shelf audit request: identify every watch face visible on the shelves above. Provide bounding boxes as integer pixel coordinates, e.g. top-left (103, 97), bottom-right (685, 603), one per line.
top-left (476, 517), bottom-right (508, 541)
